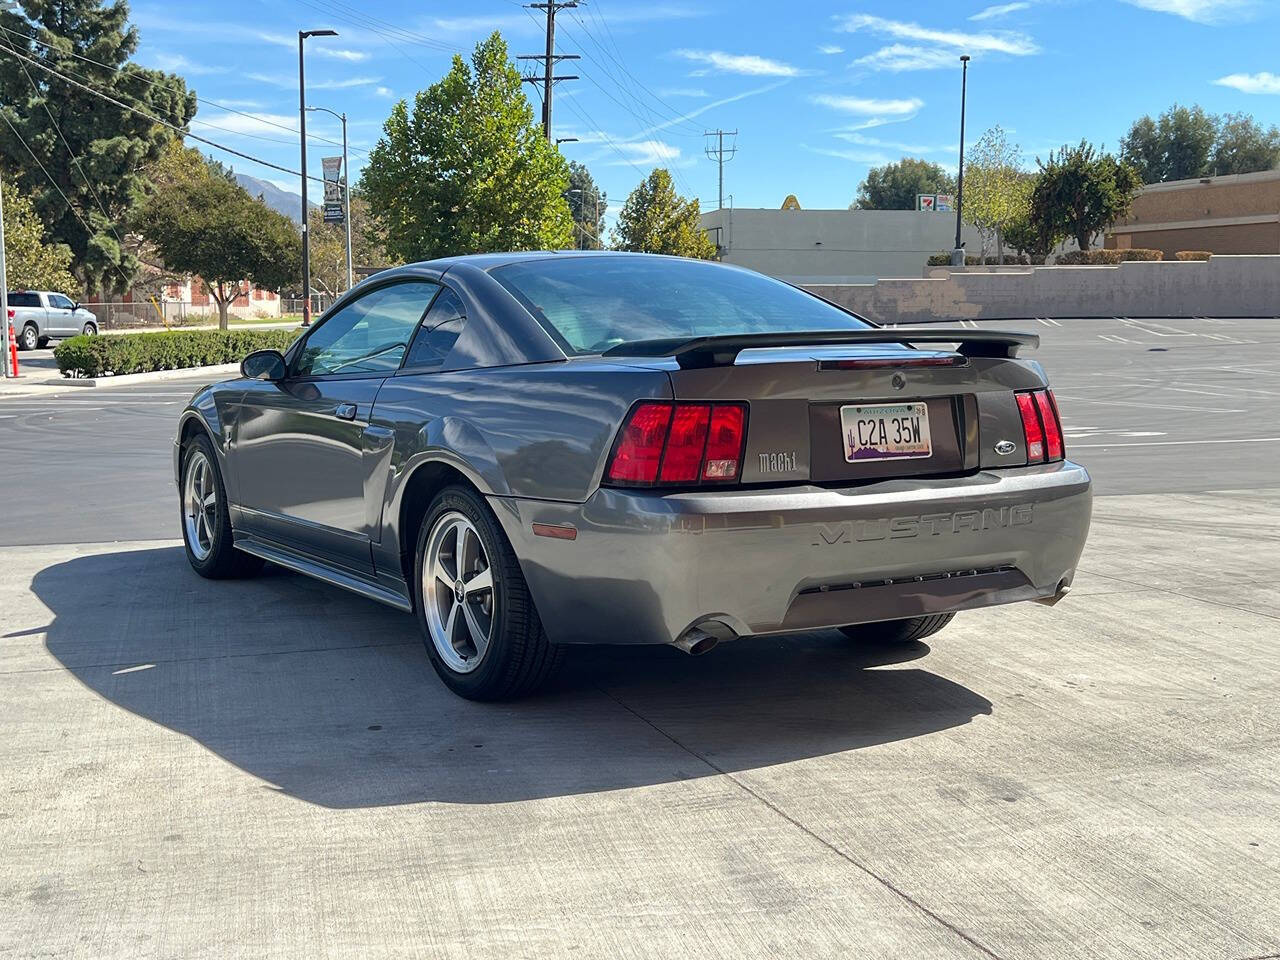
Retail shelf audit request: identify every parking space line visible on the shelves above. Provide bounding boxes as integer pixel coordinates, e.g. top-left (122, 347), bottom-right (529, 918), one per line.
top-left (1070, 436), bottom-right (1280, 448)
top-left (1054, 395), bottom-right (1245, 414)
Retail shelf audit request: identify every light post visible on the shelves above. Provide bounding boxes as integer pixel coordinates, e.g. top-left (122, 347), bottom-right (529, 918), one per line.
top-left (307, 105), bottom-right (352, 291)
top-left (298, 28), bottom-right (337, 325)
top-left (952, 54), bottom-right (971, 267)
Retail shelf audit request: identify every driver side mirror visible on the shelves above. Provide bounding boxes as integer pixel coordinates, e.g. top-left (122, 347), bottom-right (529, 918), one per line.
top-left (73, 301), bottom-right (81, 311)
top-left (241, 349), bottom-right (287, 381)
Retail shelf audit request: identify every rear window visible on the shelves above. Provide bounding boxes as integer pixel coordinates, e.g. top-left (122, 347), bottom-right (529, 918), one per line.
top-left (490, 256), bottom-right (869, 354)
top-left (7, 293), bottom-right (40, 307)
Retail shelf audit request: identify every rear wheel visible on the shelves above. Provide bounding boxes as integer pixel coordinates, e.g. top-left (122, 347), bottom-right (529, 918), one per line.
top-left (179, 433), bottom-right (264, 579)
top-left (838, 613), bottom-right (954, 645)
top-left (414, 485), bottom-right (563, 701)
top-left (19, 324), bottom-right (38, 351)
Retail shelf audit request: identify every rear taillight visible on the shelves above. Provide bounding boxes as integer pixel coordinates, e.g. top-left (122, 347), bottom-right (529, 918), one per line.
top-left (1015, 388), bottom-right (1064, 464)
top-left (606, 401), bottom-right (748, 487)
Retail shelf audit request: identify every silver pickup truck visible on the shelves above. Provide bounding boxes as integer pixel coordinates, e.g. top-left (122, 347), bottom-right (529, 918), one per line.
top-left (7, 291), bottom-right (98, 350)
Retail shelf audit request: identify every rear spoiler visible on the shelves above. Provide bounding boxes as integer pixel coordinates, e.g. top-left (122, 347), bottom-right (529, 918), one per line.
top-left (600, 328), bottom-right (1040, 369)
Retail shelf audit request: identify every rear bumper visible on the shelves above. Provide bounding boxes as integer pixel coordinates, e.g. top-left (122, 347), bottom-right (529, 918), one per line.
top-left (491, 461), bottom-right (1092, 646)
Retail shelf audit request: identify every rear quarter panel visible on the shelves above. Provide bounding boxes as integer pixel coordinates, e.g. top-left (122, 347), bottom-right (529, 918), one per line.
top-left (369, 359), bottom-right (672, 551)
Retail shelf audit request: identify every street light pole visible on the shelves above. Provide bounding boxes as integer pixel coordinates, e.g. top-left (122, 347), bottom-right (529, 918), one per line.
top-left (307, 106), bottom-right (352, 291)
top-left (298, 28), bottom-right (337, 326)
top-left (952, 55), bottom-right (971, 267)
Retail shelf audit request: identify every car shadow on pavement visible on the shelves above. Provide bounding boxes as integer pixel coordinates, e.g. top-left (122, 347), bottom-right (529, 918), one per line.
top-left (32, 546), bottom-right (993, 808)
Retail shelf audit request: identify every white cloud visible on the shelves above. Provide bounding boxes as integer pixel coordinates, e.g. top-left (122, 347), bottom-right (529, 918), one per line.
top-left (855, 44), bottom-right (961, 71)
top-left (658, 87), bottom-right (709, 98)
top-left (970, 2), bottom-right (1032, 20)
top-left (1214, 71), bottom-right (1280, 94)
top-left (836, 131), bottom-right (957, 154)
top-left (803, 144), bottom-right (892, 164)
top-left (834, 13), bottom-right (1039, 56)
top-left (672, 49), bottom-right (802, 76)
top-left (149, 52), bottom-right (225, 75)
top-left (248, 73), bottom-right (381, 90)
top-left (817, 43), bottom-right (844, 55)
top-left (192, 112), bottom-right (297, 137)
top-left (429, 13), bottom-right (533, 33)
top-left (1120, 0), bottom-right (1254, 22)
top-left (606, 140), bottom-right (682, 165)
top-left (812, 94), bottom-right (924, 115)
top-left (255, 31), bottom-right (369, 61)
top-left (375, 86), bottom-right (395, 98)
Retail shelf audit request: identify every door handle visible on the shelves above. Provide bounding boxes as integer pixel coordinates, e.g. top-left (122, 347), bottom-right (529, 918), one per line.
top-left (335, 402), bottom-right (358, 421)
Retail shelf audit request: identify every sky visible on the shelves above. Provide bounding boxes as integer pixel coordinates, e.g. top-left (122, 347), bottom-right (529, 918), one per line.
top-left (130, 0), bottom-right (1280, 225)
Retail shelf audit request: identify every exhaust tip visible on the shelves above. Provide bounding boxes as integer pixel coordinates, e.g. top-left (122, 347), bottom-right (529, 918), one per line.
top-left (1034, 580), bottom-right (1072, 607)
top-left (674, 628), bottom-right (720, 656)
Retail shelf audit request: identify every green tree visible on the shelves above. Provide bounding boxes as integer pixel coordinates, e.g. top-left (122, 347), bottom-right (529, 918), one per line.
top-left (962, 126), bottom-right (1032, 263)
top-left (1030, 141), bottom-right (1141, 253)
top-left (137, 147), bottom-right (301, 329)
top-left (1120, 104), bottom-right (1217, 183)
top-left (0, 0), bottom-right (196, 292)
top-left (611, 168), bottom-right (717, 259)
top-left (2, 178), bottom-right (76, 293)
top-left (853, 157), bottom-right (955, 210)
top-left (567, 161), bottom-right (606, 250)
top-left (1212, 113), bottom-right (1280, 175)
top-left (359, 32), bottom-right (572, 261)
top-left (307, 193), bottom-right (398, 296)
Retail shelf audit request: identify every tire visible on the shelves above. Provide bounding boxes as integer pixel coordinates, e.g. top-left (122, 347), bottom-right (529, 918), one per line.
top-left (19, 324), bottom-right (38, 351)
top-left (179, 432), bottom-right (264, 579)
top-left (413, 484), bottom-right (563, 701)
top-left (838, 613), bottom-right (955, 645)
top-left (82, 321), bottom-right (97, 336)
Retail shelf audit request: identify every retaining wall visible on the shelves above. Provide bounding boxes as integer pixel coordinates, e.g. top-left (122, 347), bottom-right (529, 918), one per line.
top-left (805, 255), bottom-right (1280, 323)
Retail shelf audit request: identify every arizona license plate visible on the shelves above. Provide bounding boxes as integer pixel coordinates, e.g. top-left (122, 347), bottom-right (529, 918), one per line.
top-left (840, 402), bottom-right (932, 462)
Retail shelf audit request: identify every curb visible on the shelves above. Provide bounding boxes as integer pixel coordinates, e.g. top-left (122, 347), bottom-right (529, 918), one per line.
top-left (39, 363), bottom-right (241, 388)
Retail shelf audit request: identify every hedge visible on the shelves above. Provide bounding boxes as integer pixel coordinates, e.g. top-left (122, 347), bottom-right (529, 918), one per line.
top-left (54, 328), bottom-right (302, 378)
top-left (927, 253), bottom-right (1032, 267)
top-left (1175, 250), bottom-right (1212, 261)
top-left (1056, 248), bottom-right (1164, 265)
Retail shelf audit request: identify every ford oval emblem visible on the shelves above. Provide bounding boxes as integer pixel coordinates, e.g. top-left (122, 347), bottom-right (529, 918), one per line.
top-left (994, 440), bottom-right (1017, 456)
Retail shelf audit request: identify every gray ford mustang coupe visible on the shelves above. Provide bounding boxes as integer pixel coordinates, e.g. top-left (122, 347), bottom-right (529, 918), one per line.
top-left (175, 252), bottom-right (1092, 700)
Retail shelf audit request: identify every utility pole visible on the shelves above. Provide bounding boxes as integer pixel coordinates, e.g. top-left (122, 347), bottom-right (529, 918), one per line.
top-left (952, 55), bottom-right (971, 267)
top-left (519, 2), bottom-right (579, 141)
top-left (298, 28), bottom-right (337, 325)
top-left (704, 129), bottom-right (738, 211)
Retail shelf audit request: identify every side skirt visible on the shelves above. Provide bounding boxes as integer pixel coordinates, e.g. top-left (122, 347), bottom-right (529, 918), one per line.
top-left (233, 533), bottom-right (413, 613)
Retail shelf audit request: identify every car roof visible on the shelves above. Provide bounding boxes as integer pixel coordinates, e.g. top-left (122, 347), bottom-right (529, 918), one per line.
top-left (401, 250), bottom-right (741, 274)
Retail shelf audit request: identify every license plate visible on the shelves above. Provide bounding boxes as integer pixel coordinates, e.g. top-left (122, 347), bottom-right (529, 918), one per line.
top-left (840, 402), bottom-right (932, 463)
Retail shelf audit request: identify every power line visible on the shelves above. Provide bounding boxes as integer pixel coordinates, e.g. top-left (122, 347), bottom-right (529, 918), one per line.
top-left (0, 110), bottom-right (136, 291)
top-left (2, 44), bottom-right (326, 184)
top-left (0, 22), bottom-right (368, 157)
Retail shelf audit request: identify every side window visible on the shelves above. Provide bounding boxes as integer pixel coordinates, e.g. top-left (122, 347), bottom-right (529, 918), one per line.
top-left (8, 293), bottom-right (39, 308)
top-left (403, 288), bottom-right (467, 369)
top-left (49, 294), bottom-right (74, 310)
top-left (293, 281), bottom-right (438, 377)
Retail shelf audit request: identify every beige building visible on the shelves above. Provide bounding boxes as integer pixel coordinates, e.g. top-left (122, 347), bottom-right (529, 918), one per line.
top-left (1106, 168), bottom-right (1280, 257)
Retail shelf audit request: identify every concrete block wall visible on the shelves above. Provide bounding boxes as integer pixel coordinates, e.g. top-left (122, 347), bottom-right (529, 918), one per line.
top-left (805, 255), bottom-right (1280, 323)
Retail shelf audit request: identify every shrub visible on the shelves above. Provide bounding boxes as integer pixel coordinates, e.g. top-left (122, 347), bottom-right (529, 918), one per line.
top-left (927, 253), bottom-right (952, 266)
top-left (53, 328), bottom-right (302, 378)
top-left (1175, 250), bottom-right (1212, 261)
top-left (928, 253), bottom-right (1032, 267)
top-left (1056, 248), bottom-right (1164, 265)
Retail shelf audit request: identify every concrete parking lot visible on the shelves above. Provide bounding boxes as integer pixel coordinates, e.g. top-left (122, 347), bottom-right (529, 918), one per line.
top-left (1, 317), bottom-right (1278, 959)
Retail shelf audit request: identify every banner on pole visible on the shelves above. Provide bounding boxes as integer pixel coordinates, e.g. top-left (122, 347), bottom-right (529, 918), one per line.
top-left (322, 156), bottom-right (344, 224)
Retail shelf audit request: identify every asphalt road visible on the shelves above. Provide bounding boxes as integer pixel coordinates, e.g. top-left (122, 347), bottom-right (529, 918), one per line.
top-left (1, 317), bottom-right (1278, 546)
top-left (2, 318), bottom-right (1279, 958)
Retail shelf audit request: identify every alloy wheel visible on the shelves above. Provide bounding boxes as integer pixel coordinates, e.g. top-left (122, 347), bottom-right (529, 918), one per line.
top-left (182, 451), bottom-right (217, 561)
top-left (423, 511), bottom-right (497, 674)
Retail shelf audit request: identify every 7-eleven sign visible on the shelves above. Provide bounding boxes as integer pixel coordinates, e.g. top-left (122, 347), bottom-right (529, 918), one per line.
top-left (917, 193), bottom-right (937, 211)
